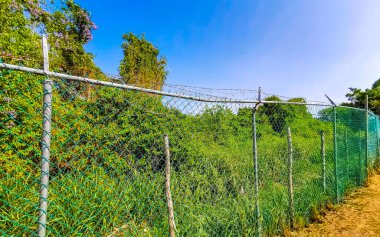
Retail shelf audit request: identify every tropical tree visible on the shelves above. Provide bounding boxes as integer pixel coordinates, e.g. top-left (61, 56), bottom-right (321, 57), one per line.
top-left (343, 78), bottom-right (380, 115)
top-left (0, 0), bottom-right (100, 76)
top-left (119, 33), bottom-right (168, 90)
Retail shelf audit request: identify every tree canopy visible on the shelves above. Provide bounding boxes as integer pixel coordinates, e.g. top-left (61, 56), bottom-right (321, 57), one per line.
top-left (0, 0), bottom-right (101, 77)
top-left (119, 33), bottom-right (168, 90)
top-left (343, 78), bottom-right (380, 114)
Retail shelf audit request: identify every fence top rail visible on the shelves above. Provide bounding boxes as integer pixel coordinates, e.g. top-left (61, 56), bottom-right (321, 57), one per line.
top-left (337, 104), bottom-right (366, 112)
top-left (0, 62), bottom-right (353, 108)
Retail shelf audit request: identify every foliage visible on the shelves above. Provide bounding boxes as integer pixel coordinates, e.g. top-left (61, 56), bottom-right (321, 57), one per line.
top-left (258, 96), bottom-right (309, 134)
top-left (2, 69), bottom-right (376, 236)
top-left (343, 78), bottom-right (380, 115)
top-left (119, 33), bottom-right (168, 90)
top-left (0, 0), bottom-right (101, 77)
top-left (0, 0), bottom-right (42, 68)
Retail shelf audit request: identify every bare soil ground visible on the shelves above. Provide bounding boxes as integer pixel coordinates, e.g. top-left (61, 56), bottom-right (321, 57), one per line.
top-left (290, 174), bottom-right (380, 237)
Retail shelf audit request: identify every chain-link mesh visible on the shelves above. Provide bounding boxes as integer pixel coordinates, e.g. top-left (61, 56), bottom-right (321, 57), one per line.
top-left (336, 107), bottom-right (366, 199)
top-left (0, 68), bottom-right (44, 236)
top-left (1, 66), bottom-right (380, 236)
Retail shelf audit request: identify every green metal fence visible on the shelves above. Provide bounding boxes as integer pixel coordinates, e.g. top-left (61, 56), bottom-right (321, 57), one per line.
top-left (1, 40), bottom-right (380, 237)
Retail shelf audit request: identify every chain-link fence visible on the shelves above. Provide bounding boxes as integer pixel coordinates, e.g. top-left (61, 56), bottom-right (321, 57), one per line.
top-left (1, 37), bottom-right (380, 237)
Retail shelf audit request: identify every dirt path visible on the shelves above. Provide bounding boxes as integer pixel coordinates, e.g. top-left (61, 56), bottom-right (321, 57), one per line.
top-left (291, 174), bottom-right (380, 237)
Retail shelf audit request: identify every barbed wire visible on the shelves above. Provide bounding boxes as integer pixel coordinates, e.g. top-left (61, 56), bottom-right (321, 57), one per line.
top-left (102, 72), bottom-right (332, 104)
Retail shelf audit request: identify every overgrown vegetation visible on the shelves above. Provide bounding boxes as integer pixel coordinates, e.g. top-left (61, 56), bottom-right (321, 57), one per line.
top-left (1, 68), bottom-right (376, 236)
top-left (0, 1), bottom-right (379, 236)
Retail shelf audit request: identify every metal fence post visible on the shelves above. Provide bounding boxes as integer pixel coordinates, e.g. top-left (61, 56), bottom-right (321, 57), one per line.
top-left (38, 34), bottom-right (52, 237)
top-left (287, 126), bottom-right (294, 229)
top-left (320, 131), bottom-right (326, 192)
top-left (376, 117), bottom-right (380, 159)
top-left (345, 128), bottom-right (349, 179)
top-left (358, 131), bottom-right (362, 185)
top-left (252, 106), bottom-right (261, 236)
top-left (365, 95), bottom-right (369, 175)
top-left (333, 106), bottom-right (339, 203)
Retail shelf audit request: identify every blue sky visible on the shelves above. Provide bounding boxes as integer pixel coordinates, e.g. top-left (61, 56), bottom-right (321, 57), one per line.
top-left (76, 0), bottom-right (380, 103)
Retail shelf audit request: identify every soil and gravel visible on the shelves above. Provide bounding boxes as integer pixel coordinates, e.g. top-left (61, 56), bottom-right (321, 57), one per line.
top-left (290, 174), bottom-right (380, 237)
